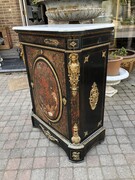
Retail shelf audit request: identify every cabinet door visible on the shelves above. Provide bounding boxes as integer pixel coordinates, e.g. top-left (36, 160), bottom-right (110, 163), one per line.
top-left (80, 46), bottom-right (108, 140)
top-left (24, 46), bottom-right (69, 138)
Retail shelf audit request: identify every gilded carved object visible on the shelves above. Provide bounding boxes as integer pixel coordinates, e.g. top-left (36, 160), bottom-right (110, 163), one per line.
top-left (84, 55), bottom-right (90, 63)
top-left (20, 44), bottom-right (25, 64)
top-left (68, 53), bottom-right (80, 97)
top-left (89, 82), bottom-right (99, 110)
top-left (39, 124), bottom-right (59, 143)
top-left (44, 38), bottom-right (59, 46)
top-left (84, 131), bottom-right (88, 137)
top-left (40, 50), bottom-right (43, 55)
top-left (67, 39), bottom-right (79, 49)
top-left (71, 152), bottom-right (81, 161)
top-left (31, 82), bottom-right (34, 88)
top-left (71, 123), bottom-right (81, 144)
top-left (102, 51), bottom-right (106, 58)
top-left (70, 41), bottom-right (77, 48)
top-left (97, 120), bottom-right (102, 127)
top-left (62, 97), bottom-right (67, 106)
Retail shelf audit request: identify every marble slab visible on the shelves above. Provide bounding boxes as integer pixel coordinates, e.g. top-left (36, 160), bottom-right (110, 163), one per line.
top-left (13, 24), bottom-right (114, 32)
top-left (107, 68), bottom-right (129, 82)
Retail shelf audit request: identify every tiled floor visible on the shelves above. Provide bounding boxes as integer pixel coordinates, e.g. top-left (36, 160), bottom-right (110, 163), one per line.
top-left (0, 70), bottom-right (135, 180)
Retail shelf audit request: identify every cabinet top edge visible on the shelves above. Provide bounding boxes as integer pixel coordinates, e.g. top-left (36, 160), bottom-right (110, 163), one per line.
top-left (13, 24), bottom-right (114, 33)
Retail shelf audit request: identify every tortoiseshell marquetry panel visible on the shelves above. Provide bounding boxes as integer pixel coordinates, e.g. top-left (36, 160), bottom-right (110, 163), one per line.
top-left (25, 46), bottom-right (69, 138)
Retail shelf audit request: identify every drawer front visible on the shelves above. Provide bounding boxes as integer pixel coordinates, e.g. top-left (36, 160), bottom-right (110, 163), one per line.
top-left (19, 34), bottom-right (66, 49)
top-left (82, 33), bottom-right (111, 48)
top-left (24, 46), bottom-right (69, 138)
top-left (80, 46), bottom-right (108, 140)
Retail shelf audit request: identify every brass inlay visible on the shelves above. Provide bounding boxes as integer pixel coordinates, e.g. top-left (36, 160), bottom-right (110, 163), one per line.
top-left (83, 127), bottom-right (105, 146)
top-left (20, 43), bottom-right (25, 64)
top-left (84, 55), bottom-right (90, 63)
top-left (31, 82), bottom-right (34, 88)
top-left (39, 124), bottom-right (59, 143)
top-left (89, 82), bottom-right (99, 110)
top-left (33, 57), bottom-right (63, 123)
top-left (84, 131), bottom-right (88, 137)
top-left (62, 97), bottom-right (67, 106)
top-left (68, 53), bottom-right (80, 97)
top-left (44, 38), bottom-right (59, 46)
top-left (70, 41), bottom-right (77, 48)
top-left (33, 113), bottom-right (105, 148)
top-left (72, 152), bottom-right (81, 161)
top-left (41, 50), bottom-right (43, 54)
top-left (97, 120), bottom-right (102, 127)
top-left (20, 42), bottom-right (110, 53)
top-left (71, 123), bottom-right (81, 144)
top-left (102, 51), bottom-right (106, 58)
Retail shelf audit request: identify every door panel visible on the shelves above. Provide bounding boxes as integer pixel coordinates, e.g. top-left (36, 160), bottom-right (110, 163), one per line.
top-left (25, 46), bottom-right (69, 138)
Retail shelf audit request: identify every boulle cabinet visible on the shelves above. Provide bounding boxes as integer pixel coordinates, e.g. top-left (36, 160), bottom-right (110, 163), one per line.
top-left (13, 24), bottom-right (113, 162)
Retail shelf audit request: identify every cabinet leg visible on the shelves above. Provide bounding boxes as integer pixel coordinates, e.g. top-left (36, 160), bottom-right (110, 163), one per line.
top-left (31, 116), bottom-right (38, 128)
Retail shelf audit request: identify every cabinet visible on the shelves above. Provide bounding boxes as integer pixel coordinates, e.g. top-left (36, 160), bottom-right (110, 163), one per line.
top-left (13, 24), bottom-right (113, 161)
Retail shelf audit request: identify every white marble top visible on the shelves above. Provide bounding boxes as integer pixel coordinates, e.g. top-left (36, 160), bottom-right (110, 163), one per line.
top-left (13, 24), bottom-right (114, 32)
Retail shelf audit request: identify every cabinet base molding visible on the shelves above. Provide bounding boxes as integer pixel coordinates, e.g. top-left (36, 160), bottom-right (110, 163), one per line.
top-left (32, 112), bottom-right (105, 162)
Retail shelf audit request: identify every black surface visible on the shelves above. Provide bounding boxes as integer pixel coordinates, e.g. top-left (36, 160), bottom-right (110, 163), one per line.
top-left (0, 58), bottom-right (26, 72)
top-left (80, 46), bottom-right (107, 140)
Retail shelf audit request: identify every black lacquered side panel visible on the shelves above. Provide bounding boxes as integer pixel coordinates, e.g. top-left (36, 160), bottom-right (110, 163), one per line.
top-left (80, 46), bottom-right (108, 140)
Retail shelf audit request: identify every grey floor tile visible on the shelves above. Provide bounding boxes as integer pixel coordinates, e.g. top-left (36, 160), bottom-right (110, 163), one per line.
top-left (45, 168), bottom-right (59, 180)
top-left (88, 167), bottom-right (104, 180)
top-left (31, 169), bottom-right (45, 180)
top-left (116, 166), bottom-right (133, 179)
top-left (102, 166), bottom-right (118, 179)
top-left (74, 168), bottom-right (88, 180)
top-left (99, 155), bottom-right (114, 166)
top-left (16, 170), bottom-right (31, 180)
top-left (112, 154), bottom-right (127, 165)
top-left (87, 155), bottom-right (100, 167)
top-left (108, 145), bottom-right (122, 154)
top-left (59, 168), bottom-right (73, 180)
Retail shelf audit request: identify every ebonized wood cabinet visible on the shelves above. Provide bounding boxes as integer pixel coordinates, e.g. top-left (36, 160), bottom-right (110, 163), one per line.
top-left (14, 24), bottom-right (113, 161)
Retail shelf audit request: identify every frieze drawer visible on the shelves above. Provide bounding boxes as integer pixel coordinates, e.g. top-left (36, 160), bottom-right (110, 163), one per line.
top-left (19, 34), bottom-right (66, 49)
top-left (82, 33), bottom-right (110, 48)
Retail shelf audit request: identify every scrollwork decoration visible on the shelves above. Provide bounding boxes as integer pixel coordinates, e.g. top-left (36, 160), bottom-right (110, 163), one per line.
top-left (44, 38), bottom-right (59, 46)
top-left (71, 151), bottom-right (81, 161)
top-left (39, 124), bottom-right (59, 143)
top-left (89, 82), bottom-right (99, 110)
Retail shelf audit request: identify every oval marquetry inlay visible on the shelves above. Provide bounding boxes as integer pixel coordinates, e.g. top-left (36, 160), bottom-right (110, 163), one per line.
top-left (33, 57), bottom-right (62, 123)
